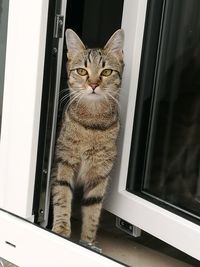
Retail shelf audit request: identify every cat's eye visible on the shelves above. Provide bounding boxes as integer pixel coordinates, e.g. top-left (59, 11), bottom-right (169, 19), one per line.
top-left (101, 69), bottom-right (113, 77)
top-left (76, 68), bottom-right (88, 76)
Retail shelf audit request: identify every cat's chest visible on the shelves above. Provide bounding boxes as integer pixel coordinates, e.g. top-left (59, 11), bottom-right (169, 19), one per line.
top-left (65, 120), bottom-right (111, 146)
top-left (60, 114), bottom-right (119, 151)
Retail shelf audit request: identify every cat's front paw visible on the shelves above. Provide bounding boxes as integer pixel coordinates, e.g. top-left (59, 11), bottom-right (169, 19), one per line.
top-left (79, 240), bottom-right (102, 253)
top-left (52, 223), bottom-right (71, 238)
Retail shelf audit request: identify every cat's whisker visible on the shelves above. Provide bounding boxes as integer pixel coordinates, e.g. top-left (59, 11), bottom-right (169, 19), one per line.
top-left (75, 93), bottom-right (86, 110)
top-left (106, 91), bottom-right (120, 104)
top-left (69, 95), bottom-right (82, 112)
top-left (65, 92), bottom-right (83, 113)
top-left (104, 88), bottom-right (121, 97)
top-left (114, 91), bottom-right (121, 97)
top-left (59, 88), bottom-right (69, 94)
top-left (62, 101), bottom-right (70, 114)
top-left (60, 95), bottom-right (70, 104)
top-left (109, 90), bottom-right (120, 98)
top-left (59, 90), bottom-right (78, 104)
top-left (61, 90), bottom-right (80, 109)
top-left (62, 93), bottom-right (75, 112)
top-left (106, 92), bottom-right (121, 111)
top-left (59, 96), bottom-right (72, 109)
top-left (60, 91), bottom-right (75, 98)
top-left (103, 94), bottom-right (113, 112)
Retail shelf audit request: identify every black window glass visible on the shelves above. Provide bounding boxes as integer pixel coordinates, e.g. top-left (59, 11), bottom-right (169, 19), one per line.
top-left (127, 0), bottom-right (200, 222)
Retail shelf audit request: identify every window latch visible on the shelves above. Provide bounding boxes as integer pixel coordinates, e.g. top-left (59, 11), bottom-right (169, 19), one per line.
top-left (54, 15), bottom-right (64, 38)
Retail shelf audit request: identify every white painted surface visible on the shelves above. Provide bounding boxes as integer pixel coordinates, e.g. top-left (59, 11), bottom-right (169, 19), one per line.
top-left (0, 210), bottom-right (124, 267)
top-left (0, 0), bottom-right (49, 219)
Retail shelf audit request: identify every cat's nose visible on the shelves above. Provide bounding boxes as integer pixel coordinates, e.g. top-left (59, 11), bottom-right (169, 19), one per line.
top-left (89, 82), bottom-right (99, 90)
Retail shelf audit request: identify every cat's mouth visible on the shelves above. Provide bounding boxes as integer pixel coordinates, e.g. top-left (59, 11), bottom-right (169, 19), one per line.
top-left (85, 91), bottom-right (103, 100)
top-left (81, 87), bottom-right (104, 100)
top-left (89, 92), bottom-right (100, 97)
top-left (89, 86), bottom-right (102, 96)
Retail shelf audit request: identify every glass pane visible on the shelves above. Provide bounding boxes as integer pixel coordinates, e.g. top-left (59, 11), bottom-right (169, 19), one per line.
top-left (143, 0), bottom-right (200, 219)
top-left (0, 0), bottom-right (9, 136)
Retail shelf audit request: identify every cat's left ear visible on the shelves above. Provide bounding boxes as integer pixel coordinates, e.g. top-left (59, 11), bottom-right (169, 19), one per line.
top-left (65, 29), bottom-right (85, 59)
top-left (104, 29), bottom-right (124, 59)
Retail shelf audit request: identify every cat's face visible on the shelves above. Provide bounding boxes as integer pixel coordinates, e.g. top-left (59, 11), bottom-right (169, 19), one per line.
top-left (65, 29), bottom-right (124, 104)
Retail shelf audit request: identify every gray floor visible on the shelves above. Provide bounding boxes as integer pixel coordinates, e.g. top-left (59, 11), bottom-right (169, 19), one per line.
top-left (97, 211), bottom-right (199, 267)
top-left (0, 258), bottom-right (17, 267)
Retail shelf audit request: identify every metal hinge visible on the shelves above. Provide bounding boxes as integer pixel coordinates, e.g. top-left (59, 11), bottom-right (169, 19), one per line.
top-left (54, 15), bottom-right (64, 38)
top-left (116, 217), bottom-right (142, 237)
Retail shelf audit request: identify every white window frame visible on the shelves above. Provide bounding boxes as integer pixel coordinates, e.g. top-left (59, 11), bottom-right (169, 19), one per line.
top-left (0, 209), bottom-right (124, 267)
top-left (0, 0), bottom-right (49, 220)
top-left (104, 0), bottom-right (200, 261)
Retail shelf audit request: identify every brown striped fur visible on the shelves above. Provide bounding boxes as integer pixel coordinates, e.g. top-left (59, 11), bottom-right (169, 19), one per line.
top-left (51, 29), bottom-right (124, 243)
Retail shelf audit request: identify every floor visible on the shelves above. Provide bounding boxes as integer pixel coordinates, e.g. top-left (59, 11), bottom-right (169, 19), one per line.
top-left (1, 210), bottom-right (199, 267)
top-left (97, 212), bottom-right (198, 267)
top-left (0, 259), bottom-right (17, 267)
top-left (71, 210), bottom-right (200, 267)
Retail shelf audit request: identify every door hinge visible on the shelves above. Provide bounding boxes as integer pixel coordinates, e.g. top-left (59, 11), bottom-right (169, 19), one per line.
top-left (54, 15), bottom-right (64, 38)
top-left (116, 217), bottom-right (142, 237)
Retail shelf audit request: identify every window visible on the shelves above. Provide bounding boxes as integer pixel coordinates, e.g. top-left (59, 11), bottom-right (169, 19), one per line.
top-left (127, 0), bottom-right (200, 223)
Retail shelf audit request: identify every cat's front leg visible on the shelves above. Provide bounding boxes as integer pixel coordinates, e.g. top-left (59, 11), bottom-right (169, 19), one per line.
top-left (51, 161), bottom-right (75, 238)
top-left (81, 177), bottom-right (109, 244)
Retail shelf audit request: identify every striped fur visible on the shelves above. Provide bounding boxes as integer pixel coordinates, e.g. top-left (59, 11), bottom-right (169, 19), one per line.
top-left (51, 29), bottom-right (124, 243)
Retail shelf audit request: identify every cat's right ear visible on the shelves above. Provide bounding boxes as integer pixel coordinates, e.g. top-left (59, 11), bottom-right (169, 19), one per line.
top-left (65, 29), bottom-right (85, 59)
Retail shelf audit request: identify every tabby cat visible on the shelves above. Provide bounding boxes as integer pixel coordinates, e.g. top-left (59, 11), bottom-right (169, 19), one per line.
top-left (51, 29), bottom-right (124, 245)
